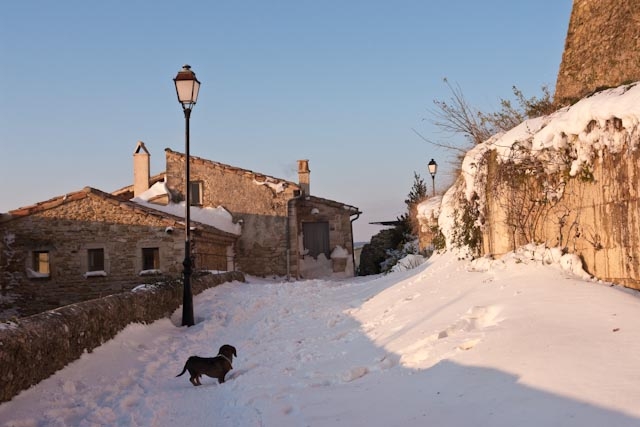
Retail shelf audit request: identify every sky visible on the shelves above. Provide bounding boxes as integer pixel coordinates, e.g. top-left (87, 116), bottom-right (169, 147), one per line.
top-left (0, 0), bottom-right (573, 242)
top-left (3, 248), bottom-right (640, 426)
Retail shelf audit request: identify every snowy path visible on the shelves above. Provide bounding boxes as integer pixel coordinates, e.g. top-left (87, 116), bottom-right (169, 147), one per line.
top-left (2, 251), bottom-right (640, 426)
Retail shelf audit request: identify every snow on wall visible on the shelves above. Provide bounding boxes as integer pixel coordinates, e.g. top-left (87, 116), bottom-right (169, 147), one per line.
top-left (416, 195), bottom-right (442, 222)
top-left (439, 82), bottom-right (640, 254)
top-left (253, 178), bottom-right (287, 194)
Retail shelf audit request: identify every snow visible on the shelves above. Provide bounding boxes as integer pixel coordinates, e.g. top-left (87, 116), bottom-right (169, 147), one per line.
top-left (2, 247), bottom-right (640, 427)
top-left (416, 195), bottom-right (442, 221)
top-left (461, 83), bottom-right (640, 199)
top-left (253, 177), bottom-right (287, 193)
top-left (330, 245), bottom-right (349, 259)
top-left (138, 269), bottom-right (162, 276)
top-left (25, 268), bottom-right (49, 279)
top-left (389, 253), bottom-right (425, 272)
top-left (131, 284), bottom-right (159, 292)
top-left (132, 181), bottom-right (242, 236)
top-left (83, 270), bottom-right (107, 278)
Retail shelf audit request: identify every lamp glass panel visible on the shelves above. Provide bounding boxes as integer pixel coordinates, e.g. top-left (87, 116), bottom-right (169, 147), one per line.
top-left (191, 80), bottom-right (200, 103)
top-left (176, 80), bottom-right (196, 103)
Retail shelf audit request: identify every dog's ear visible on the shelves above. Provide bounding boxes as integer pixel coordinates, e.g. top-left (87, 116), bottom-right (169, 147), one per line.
top-left (233, 347), bottom-right (237, 357)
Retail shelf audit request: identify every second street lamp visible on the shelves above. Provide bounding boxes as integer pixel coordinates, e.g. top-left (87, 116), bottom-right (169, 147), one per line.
top-left (174, 64), bottom-right (201, 327)
top-left (428, 158), bottom-right (438, 197)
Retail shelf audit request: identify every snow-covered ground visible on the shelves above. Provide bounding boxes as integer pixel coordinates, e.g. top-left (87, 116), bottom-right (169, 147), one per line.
top-left (2, 246), bottom-right (640, 427)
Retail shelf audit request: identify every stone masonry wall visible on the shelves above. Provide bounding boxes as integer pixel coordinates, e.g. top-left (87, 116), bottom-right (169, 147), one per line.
top-left (555, 0), bottom-right (640, 106)
top-left (0, 271), bottom-right (244, 403)
top-left (165, 149), bottom-right (298, 277)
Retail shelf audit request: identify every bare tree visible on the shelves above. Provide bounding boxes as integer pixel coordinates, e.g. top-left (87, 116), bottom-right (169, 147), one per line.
top-left (413, 79), bottom-right (555, 155)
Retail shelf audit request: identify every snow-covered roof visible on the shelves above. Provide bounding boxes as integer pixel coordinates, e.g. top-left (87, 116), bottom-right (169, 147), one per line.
top-left (2, 186), bottom-right (240, 238)
top-left (132, 181), bottom-right (242, 236)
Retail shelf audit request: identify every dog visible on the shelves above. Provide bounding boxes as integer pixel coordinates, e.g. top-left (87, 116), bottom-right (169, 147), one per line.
top-left (176, 344), bottom-right (237, 386)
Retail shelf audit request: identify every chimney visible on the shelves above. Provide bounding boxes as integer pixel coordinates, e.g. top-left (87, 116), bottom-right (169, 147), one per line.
top-left (297, 159), bottom-right (310, 195)
top-left (133, 141), bottom-right (150, 197)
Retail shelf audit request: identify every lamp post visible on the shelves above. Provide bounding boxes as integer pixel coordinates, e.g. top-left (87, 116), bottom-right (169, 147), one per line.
top-left (174, 64), bottom-right (200, 327)
top-left (428, 158), bottom-right (437, 197)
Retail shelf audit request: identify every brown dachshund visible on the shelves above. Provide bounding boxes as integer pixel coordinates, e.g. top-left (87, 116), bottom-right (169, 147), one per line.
top-left (176, 344), bottom-right (237, 386)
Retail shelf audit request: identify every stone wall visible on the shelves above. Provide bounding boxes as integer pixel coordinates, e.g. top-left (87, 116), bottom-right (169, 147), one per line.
top-left (555, 0), bottom-right (640, 106)
top-left (164, 149), bottom-right (358, 278)
top-left (482, 144), bottom-right (640, 289)
top-left (0, 271), bottom-right (244, 403)
top-left (165, 149), bottom-right (298, 276)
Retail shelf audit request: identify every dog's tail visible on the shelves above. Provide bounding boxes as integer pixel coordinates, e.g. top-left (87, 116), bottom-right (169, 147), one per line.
top-left (176, 363), bottom-right (188, 378)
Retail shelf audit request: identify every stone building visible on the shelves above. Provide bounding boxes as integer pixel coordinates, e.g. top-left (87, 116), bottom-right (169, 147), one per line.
top-left (117, 145), bottom-right (361, 279)
top-left (0, 186), bottom-right (238, 318)
top-left (555, 0), bottom-right (640, 106)
top-left (0, 142), bottom-right (361, 318)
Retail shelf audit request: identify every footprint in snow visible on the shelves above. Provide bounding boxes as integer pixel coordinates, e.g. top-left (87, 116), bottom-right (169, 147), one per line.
top-left (342, 366), bottom-right (368, 382)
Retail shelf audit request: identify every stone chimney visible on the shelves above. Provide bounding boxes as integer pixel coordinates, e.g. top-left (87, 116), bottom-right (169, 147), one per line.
top-left (297, 159), bottom-right (310, 195)
top-left (133, 141), bottom-right (150, 197)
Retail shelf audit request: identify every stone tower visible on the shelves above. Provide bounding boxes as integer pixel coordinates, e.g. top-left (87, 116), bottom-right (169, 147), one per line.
top-left (554, 0), bottom-right (640, 106)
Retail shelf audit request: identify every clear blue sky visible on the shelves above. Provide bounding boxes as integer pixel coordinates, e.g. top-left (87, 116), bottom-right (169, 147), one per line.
top-left (0, 0), bottom-right (572, 242)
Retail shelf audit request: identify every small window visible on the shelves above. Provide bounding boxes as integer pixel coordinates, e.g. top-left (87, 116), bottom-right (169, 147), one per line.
top-left (87, 248), bottom-right (105, 272)
top-left (142, 247), bottom-right (160, 270)
top-left (190, 181), bottom-right (203, 206)
top-left (30, 251), bottom-right (50, 278)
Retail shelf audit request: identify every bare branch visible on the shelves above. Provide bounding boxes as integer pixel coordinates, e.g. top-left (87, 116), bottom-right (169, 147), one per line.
top-left (411, 128), bottom-right (468, 154)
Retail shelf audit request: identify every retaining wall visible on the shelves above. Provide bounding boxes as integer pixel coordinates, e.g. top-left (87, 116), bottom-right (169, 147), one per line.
top-left (0, 271), bottom-right (244, 403)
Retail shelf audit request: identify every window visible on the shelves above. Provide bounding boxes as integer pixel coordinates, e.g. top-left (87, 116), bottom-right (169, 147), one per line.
top-left (302, 222), bottom-right (330, 259)
top-left (30, 251), bottom-right (50, 278)
top-left (190, 181), bottom-right (203, 206)
top-left (87, 248), bottom-right (105, 272)
top-left (142, 247), bottom-right (160, 270)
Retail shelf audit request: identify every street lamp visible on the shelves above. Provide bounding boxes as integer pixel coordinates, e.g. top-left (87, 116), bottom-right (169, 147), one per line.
top-left (428, 158), bottom-right (437, 197)
top-left (174, 64), bottom-right (200, 327)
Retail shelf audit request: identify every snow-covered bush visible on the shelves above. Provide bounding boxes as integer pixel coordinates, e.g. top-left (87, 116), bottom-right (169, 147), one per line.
top-left (380, 239), bottom-right (420, 273)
